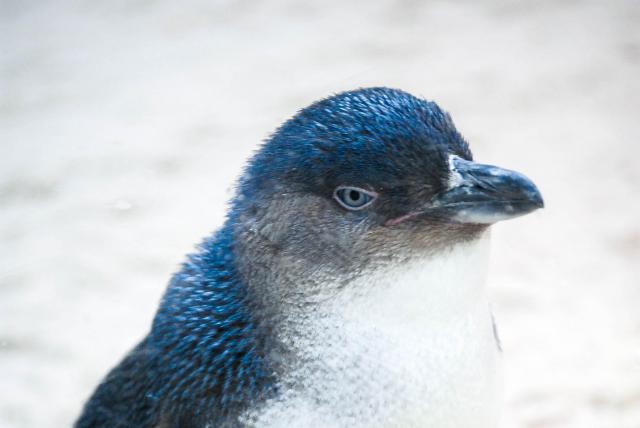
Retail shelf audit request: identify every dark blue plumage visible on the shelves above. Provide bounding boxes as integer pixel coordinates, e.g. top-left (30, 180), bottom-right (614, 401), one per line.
top-left (76, 226), bottom-right (275, 427)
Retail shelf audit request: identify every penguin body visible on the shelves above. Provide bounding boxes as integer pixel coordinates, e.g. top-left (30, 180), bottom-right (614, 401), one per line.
top-left (76, 88), bottom-right (542, 428)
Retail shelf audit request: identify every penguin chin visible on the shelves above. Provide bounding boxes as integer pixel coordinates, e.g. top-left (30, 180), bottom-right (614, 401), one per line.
top-left (367, 217), bottom-right (490, 262)
top-left (331, 233), bottom-right (492, 313)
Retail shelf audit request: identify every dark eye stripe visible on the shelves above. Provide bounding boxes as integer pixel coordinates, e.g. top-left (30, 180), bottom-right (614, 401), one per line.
top-left (334, 186), bottom-right (377, 210)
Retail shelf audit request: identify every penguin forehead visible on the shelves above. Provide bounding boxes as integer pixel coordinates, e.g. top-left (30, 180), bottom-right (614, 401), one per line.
top-left (245, 88), bottom-right (471, 192)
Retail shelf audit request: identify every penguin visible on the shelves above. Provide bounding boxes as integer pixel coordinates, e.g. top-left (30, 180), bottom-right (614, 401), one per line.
top-left (75, 87), bottom-right (543, 428)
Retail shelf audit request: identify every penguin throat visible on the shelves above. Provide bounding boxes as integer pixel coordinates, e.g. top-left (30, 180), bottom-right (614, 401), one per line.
top-left (243, 235), bottom-right (501, 427)
top-left (283, 234), bottom-right (492, 336)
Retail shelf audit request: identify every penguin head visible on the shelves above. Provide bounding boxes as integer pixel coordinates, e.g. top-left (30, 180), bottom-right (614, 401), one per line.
top-left (231, 88), bottom-right (542, 298)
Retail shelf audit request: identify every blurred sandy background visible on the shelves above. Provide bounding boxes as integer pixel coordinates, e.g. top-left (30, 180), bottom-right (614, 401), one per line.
top-left (1, 0), bottom-right (639, 427)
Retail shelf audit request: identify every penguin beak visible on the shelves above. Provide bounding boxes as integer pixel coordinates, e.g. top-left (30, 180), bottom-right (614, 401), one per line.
top-left (430, 155), bottom-right (544, 224)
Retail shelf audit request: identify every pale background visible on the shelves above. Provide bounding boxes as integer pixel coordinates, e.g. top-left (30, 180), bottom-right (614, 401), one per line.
top-left (1, 0), bottom-right (639, 427)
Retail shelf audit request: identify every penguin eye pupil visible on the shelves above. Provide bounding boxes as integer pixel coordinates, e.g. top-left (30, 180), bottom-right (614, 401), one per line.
top-left (334, 186), bottom-right (377, 210)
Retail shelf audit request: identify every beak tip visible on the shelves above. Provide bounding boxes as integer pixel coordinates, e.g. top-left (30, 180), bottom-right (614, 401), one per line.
top-left (526, 184), bottom-right (544, 210)
top-left (530, 191), bottom-right (544, 210)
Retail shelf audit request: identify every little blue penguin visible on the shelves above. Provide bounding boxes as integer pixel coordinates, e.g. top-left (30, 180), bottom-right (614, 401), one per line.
top-left (76, 87), bottom-right (543, 428)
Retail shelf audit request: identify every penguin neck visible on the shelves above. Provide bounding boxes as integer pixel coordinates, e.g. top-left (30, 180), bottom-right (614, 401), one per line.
top-left (255, 233), bottom-right (495, 391)
top-left (242, 234), bottom-right (501, 427)
top-left (233, 230), bottom-right (495, 368)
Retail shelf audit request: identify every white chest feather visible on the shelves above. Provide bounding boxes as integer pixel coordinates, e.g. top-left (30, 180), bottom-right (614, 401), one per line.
top-left (243, 237), bottom-right (502, 428)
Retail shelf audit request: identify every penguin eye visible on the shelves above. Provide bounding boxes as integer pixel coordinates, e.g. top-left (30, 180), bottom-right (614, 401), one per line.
top-left (334, 186), bottom-right (377, 210)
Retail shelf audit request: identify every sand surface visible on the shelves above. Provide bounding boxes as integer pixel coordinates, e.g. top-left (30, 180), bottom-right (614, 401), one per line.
top-left (1, 0), bottom-right (639, 426)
